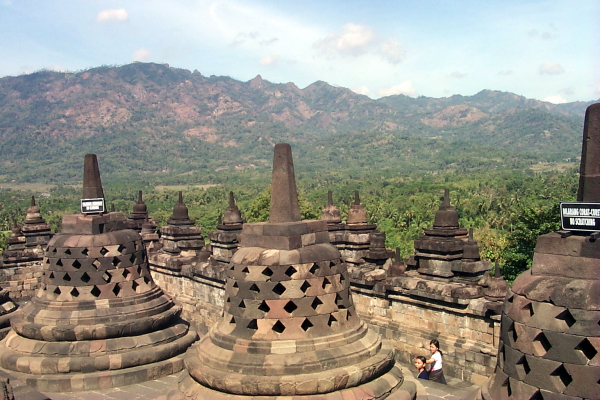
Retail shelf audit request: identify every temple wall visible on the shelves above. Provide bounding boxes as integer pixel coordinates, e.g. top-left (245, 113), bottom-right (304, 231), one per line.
top-left (149, 261), bottom-right (499, 386)
top-left (0, 261), bottom-right (43, 303)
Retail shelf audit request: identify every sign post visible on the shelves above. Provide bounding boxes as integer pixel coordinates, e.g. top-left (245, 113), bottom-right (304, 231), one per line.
top-left (81, 198), bottom-right (105, 214)
top-left (560, 202), bottom-right (600, 232)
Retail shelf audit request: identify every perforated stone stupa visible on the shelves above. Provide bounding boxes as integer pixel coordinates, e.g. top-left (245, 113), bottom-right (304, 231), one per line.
top-left (176, 144), bottom-right (413, 399)
top-left (483, 103), bottom-right (600, 400)
top-left (0, 154), bottom-right (196, 392)
top-left (209, 191), bottom-right (244, 266)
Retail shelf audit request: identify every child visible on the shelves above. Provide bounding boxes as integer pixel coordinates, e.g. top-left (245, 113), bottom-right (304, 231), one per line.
top-left (414, 356), bottom-right (428, 380)
top-left (426, 339), bottom-right (447, 384)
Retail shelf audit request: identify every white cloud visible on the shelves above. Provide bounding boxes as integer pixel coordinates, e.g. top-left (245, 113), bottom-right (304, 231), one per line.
top-left (259, 54), bottom-right (279, 66)
top-left (543, 95), bottom-right (567, 104)
top-left (132, 48), bottom-right (151, 62)
top-left (378, 38), bottom-right (405, 64)
top-left (352, 86), bottom-right (370, 96)
top-left (97, 9), bottom-right (128, 22)
top-left (378, 81), bottom-right (416, 97)
top-left (314, 23), bottom-right (375, 56)
top-left (448, 71), bottom-right (467, 79)
top-left (49, 65), bottom-right (68, 72)
top-left (539, 61), bottom-right (564, 75)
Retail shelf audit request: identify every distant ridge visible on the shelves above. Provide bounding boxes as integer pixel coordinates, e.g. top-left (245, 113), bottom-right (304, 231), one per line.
top-left (0, 62), bottom-right (593, 183)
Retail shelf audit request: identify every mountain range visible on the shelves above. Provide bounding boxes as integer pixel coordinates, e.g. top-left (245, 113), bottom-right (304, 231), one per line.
top-left (0, 62), bottom-right (595, 184)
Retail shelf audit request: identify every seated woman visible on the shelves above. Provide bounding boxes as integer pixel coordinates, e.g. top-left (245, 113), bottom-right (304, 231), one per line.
top-left (414, 356), bottom-right (428, 380)
top-left (426, 339), bottom-right (447, 384)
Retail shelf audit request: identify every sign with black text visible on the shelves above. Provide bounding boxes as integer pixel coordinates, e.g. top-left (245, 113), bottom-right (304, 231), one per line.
top-left (81, 198), bottom-right (105, 214)
top-left (560, 202), bottom-right (600, 232)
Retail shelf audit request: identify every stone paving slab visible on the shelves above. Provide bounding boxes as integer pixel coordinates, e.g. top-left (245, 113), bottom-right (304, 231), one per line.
top-left (10, 364), bottom-right (483, 400)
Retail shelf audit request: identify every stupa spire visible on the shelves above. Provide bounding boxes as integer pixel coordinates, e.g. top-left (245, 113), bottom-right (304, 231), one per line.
top-left (269, 143), bottom-right (301, 223)
top-left (577, 103), bottom-right (600, 201)
top-left (82, 154), bottom-right (104, 200)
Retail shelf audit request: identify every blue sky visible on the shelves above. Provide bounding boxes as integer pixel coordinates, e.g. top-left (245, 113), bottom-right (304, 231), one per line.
top-left (1, 0), bottom-right (598, 102)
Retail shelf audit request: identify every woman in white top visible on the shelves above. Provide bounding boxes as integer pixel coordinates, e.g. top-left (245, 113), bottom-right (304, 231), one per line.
top-left (426, 339), bottom-right (447, 384)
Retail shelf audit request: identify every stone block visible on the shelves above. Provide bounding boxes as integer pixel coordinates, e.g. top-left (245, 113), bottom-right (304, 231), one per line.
top-left (532, 252), bottom-right (600, 279)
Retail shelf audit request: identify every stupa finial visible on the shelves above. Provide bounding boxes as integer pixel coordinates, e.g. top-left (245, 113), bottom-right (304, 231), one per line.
top-left (82, 154), bottom-right (104, 200)
top-left (269, 143), bottom-right (301, 223)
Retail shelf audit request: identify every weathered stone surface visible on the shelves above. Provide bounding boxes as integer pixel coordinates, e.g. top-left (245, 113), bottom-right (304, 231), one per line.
top-left (269, 143), bottom-right (301, 223)
top-left (577, 103), bottom-right (600, 202)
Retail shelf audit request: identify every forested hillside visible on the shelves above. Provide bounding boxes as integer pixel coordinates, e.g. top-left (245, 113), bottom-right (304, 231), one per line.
top-left (0, 62), bottom-right (592, 183)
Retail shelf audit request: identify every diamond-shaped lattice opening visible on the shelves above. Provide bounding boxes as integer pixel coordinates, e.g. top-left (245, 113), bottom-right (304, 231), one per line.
top-left (91, 286), bottom-right (101, 297)
top-left (533, 332), bottom-right (552, 356)
top-left (249, 284), bottom-right (260, 293)
top-left (238, 300), bottom-right (246, 309)
top-left (556, 309), bottom-right (576, 328)
top-left (272, 283), bottom-right (286, 295)
top-left (65, 249), bottom-right (72, 255)
top-left (327, 314), bottom-right (337, 327)
top-left (322, 277), bottom-right (331, 289)
top-left (45, 258), bottom-right (50, 264)
top-left (309, 264), bottom-right (319, 275)
top-left (272, 320), bottom-right (286, 334)
top-left (311, 297), bottom-right (323, 310)
top-left (300, 281), bottom-right (311, 293)
top-left (80, 272), bottom-right (90, 283)
top-left (137, 265), bottom-right (142, 275)
top-left (509, 322), bottom-right (518, 344)
top-left (529, 390), bottom-right (543, 400)
top-left (284, 301), bottom-right (298, 314)
top-left (242, 267), bottom-right (249, 273)
top-left (346, 309), bottom-right (352, 320)
top-left (49, 272), bottom-right (55, 279)
top-left (51, 247), bottom-right (57, 253)
top-left (112, 284), bottom-right (121, 297)
top-left (56, 259), bottom-right (63, 267)
top-left (93, 260), bottom-right (102, 269)
top-left (285, 266), bottom-right (297, 277)
top-left (123, 269), bottom-right (131, 279)
top-left (258, 300), bottom-right (270, 313)
top-left (262, 267), bottom-right (273, 277)
top-left (70, 287), bottom-right (79, 297)
top-left (112, 257), bottom-right (121, 267)
top-left (118, 244), bottom-right (126, 253)
top-left (143, 276), bottom-right (151, 284)
top-left (63, 273), bottom-right (71, 282)
top-left (53, 287), bottom-right (61, 295)
top-left (301, 319), bottom-right (314, 331)
top-left (100, 247), bottom-right (109, 256)
top-left (522, 302), bottom-right (534, 318)
top-left (130, 254), bottom-right (136, 264)
top-left (575, 338), bottom-right (597, 360)
top-left (507, 294), bottom-right (514, 303)
top-left (81, 248), bottom-right (89, 256)
top-left (336, 293), bottom-right (347, 309)
top-left (230, 316), bottom-right (235, 324)
top-left (132, 281), bottom-right (139, 292)
top-left (500, 376), bottom-right (511, 397)
top-left (339, 274), bottom-right (345, 283)
top-left (247, 319), bottom-right (258, 330)
top-left (233, 281), bottom-right (239, 288)
top-left (515, 355), bottom-right (530, 379)
top-left (72, 260), bottom-right (81, 269)
top-left (550, 365), bottom-right (573, 389)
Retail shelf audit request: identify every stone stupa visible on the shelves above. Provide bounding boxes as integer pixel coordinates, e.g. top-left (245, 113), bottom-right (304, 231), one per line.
top-left (176, 144), bottom-right (414, 399)
top-left (483, 104), bottom-right (600, 399)
top-left (0, 154), bottom-right (196, 392)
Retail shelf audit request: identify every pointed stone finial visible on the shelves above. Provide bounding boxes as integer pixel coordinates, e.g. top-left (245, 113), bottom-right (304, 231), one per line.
top-left (395, 247), bottom-right (401, 261)
top-left (269, 143), bottom-right (301, 223)
top-left (24, 195), bottom-right (45, 224)
top-left (354, 190), bottom-right (361, 206)
top-left (168, 191), bottom-right (193, 225)
top-left (433, 189), bottom-right (459, 228)
top-left (30, 196), bottom-right (36, 208)
top-left (82, 154), bottom-right (104, 200)
top-left (328, 190), bottom-right (333, 206)
top-left (132, 190), bottom-right (147, 214)
top-left (494, 260), bottom-right (502, 278)
top-left (577, 103), bottom-right (600, 202)
top-left (321, 190), bottom-right (341, 223)
top-left (347, 190), bottom-right (367, 224)
top-left (224, 192), bottom-right (243, 225)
